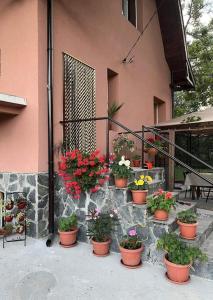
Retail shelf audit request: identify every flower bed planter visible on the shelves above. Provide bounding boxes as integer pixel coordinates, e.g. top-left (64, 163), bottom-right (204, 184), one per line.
top-left (177, 221), bottom-right (198, 240)
top-left (131, 190), bottom-right (148, 205)
top-left (164, 255), bottom-right (191, 283)
top-left (119, 245), bottom-right (143, 267)
top-left (59, 228), bottom-right (78, 247)
top-left (92, 239), bottom-right (111, 256)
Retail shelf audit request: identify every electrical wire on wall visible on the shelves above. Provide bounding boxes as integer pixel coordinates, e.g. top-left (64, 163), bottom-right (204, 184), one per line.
top-left (122, 0), bottom-right (166, 64)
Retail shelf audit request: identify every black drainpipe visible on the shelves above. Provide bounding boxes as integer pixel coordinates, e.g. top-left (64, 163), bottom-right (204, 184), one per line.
top-left (46, 0), bottom-right (55, 247)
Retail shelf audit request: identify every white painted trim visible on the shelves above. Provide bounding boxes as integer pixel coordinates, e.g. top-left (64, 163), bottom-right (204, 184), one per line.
top-left (0, 93), bottom-right (27, 107)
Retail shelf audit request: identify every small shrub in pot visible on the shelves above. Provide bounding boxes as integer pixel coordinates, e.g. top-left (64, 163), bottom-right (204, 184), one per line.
top-left (58, 213), bottom-right (78, 247)
top-left (177, 210), bottom-right (198, 240)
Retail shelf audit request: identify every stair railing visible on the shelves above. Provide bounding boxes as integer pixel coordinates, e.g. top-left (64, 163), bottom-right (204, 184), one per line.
top-left (60, 117), bottom-right (213, 187)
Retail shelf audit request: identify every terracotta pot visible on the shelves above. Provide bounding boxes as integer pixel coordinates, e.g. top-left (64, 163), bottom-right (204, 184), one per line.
top-left (59, 228), bottom-right (78, 247)
top-left (119, 245), bottom-right (143, 267)
top-left (114, 178), bottom-right (128, 188)
top-left (154, 209), bottom-right (168, 221)
top-left (177, 221), bottom-right (198, 240)
top-left (5, 215), bottom-right (13, 222)
top-left (0, 228), bottom-right (5, 236)
top-left (148, 148), bottom-right (158, 156)
top-left (17, 201), bottom-right (26, 210)
top-left (164, 255), bottom-right (191, 283)
top-left (132, 160), bottom-right (141, 167)
top-left (92, 239), bottom-right (111, 256)
top-left (131, 190), bottom-right (148, 205)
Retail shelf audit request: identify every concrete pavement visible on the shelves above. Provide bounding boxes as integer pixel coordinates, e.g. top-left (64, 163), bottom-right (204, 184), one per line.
top-left (0, 238), bottom-right (212, 300)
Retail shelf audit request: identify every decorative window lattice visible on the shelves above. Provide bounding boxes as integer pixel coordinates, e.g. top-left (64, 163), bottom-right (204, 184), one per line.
top-left (63, 53), bottom-right (96, 153)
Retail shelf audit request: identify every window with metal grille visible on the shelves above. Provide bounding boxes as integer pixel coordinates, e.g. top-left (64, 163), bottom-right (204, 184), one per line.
top-left (63, 53), bottom-right (96, 153)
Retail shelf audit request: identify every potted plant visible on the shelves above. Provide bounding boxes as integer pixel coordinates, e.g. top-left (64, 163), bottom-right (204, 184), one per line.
top-left (58, 213), bottom-right (78, 247)
top-left (119, 228), bottom-right (143, 268)
top-left (17, 198), bottom-right (27, 210)
top-left (5, 199), bottom-right (14, 211)
top-left (111, 156), bottom-right (132, 188)
top-left (147, 189), bottom-right (175, 221)
top-left (157, 233), bottom-right (207, 283)
top-left (87, 208), bottom-right (118, 256)
top-left (112, 134), bottom-right (134, 159)
top-left (59, 149), bottom-right (109, 199)
top-left (4, 224), bottom-right (14, 236)
top-left (108, 102), bottom-right (124, 130)
top-left (16, 212), bottom-right (25, 223)
top-left (128, 175), bottom-right (152, 205)
top-left (16, 224), bottom-right (25, 235)
top-left (177, 210), bottom-right (198, 240)
top-left (145, 136), bottom-right (163, 156)
top-left (132, 154), bottom-right (141, 167)
top-left (4, 213), bottom-right (14, 223)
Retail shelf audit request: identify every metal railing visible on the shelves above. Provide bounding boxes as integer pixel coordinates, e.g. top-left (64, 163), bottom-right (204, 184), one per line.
top-left (60, 117), bottom-right (213, 188)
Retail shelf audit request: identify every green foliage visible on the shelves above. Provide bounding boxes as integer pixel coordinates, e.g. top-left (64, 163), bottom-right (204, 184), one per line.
top-left (177, 210), bottom-right (197, 224)
top-left (58, 213), bottom-right (78, 232)
top-left (175, 1), bottom-right (213, 116)
top-left (113, 134), bottom-right (134, 158)
top-left (157, 233), bottom-right (207, 265)
top-left (120, 228), bottom-right (142, 250)
top-left (4, 224), bottom-right (13, 236)
top-left (87, 209), bottom-right (118, 242)
top-left (181, 115), bottom-right (202, 123)
top-left (132, 154), bottom-right (141, 160)
top-left (147, 190), bottom-right (176, 213)
top-left (108, 102), bottom-right (124, 118)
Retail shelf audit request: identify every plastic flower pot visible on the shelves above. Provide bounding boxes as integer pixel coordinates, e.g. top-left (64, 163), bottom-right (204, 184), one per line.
top-left (154, 209), bottom-right (168, 221)
top-left (177, 221), bottom-right (198, 240)
top-left (92, 239), bottom-right (111, 256)
top-left (164, 255), bottom-right (191, 283)
top-left (132, 160), bottom-right (141, 167)
top-left (131, 190), bottom-right (148, 205)
top-left (148, 148), bottom-right (158, 156)
top-left (119, 245), bottom-right (143, 267)
top-left (59, 228), bottom-right (78, 247)
top-left (114, 178), bottom-right (128, 188)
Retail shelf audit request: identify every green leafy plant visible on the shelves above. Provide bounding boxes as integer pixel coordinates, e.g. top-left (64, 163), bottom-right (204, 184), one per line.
top-left (181, 116), bottom-right (201, 123)
top-left (147, 189), bottom-right (176, 213)
top-left (113, 134), bottom-right (134, 158)
top-left (120, 228), bottom-right (142, 250)
top-left (157, 233), bottom-right (207, 265)
top-left (128, 175), bottom-right (152, 191)
top-left (4, 224), bottom-right (14, 236)
top-left (111, 156), bottom-right (132, 179)
top-left (108, 102), bottom-right (124, 119)
top-left (132, 154), bottom-right (141, 160)
top-left (86, 208), bottom-right (118, 242)
top-left (177, 210), bottom-right (197, 224)
top-left (146, 136), bottom-right (164, 150)
top-left (58, 213), bottom-right (78, 232)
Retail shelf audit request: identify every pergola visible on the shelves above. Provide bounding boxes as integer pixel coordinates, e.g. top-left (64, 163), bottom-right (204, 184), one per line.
top-left (156, 108), bottom-right (213, 190)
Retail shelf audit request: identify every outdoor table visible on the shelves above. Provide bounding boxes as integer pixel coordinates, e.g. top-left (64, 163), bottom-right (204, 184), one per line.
top-left (184, 172), bottom-right (213, 200)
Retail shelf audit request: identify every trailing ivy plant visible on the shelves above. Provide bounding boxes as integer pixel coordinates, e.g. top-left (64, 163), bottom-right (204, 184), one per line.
top-left (157, 233), bottom-right (207, 265)
top-left (177, 210), bottom-right (197, 224)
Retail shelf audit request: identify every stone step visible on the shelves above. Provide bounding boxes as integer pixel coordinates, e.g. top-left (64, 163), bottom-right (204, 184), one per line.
top-left (176, 213), bottom-right (213, 247)
top-left (148, 202), bottom-right (197, 232)
top-left (193, 231), bottom-right (213, 280)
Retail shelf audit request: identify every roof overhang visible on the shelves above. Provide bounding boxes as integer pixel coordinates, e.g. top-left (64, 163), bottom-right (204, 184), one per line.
top-left (156, 0), bottom-right (195, 91)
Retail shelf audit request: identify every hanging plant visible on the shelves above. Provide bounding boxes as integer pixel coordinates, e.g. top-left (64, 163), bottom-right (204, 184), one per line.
top-left (59, 149), bottom-right (109, 199)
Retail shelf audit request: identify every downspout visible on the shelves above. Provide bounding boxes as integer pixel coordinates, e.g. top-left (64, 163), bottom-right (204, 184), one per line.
top-left (46, 0), bottom-right (55, 247)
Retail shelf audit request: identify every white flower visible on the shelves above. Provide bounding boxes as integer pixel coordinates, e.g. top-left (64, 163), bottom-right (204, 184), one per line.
top-left (113, 209), bottom-right (118, 214)
top-left (124, 160), bottom-right (130, 167)
top-left (110, 214), bottom-right (114, 218)
top-left (118, 161), bottom-right (123, 166)
top-left (121, 155), bottom-right (125, 160)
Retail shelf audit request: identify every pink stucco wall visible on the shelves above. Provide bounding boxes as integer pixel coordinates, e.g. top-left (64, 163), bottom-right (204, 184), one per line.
top-left (0, 0), bottom-right (172, 173)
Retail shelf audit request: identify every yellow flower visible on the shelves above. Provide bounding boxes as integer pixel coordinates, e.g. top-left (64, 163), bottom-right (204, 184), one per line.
top-left (137, 179), bottom-right (144, 186)
top-left (145, 176), bottom-right (152, 183)
top-left (134, 180), bottom-right (138, 186)
top-left (140, 175), bottom-right (145, 180)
